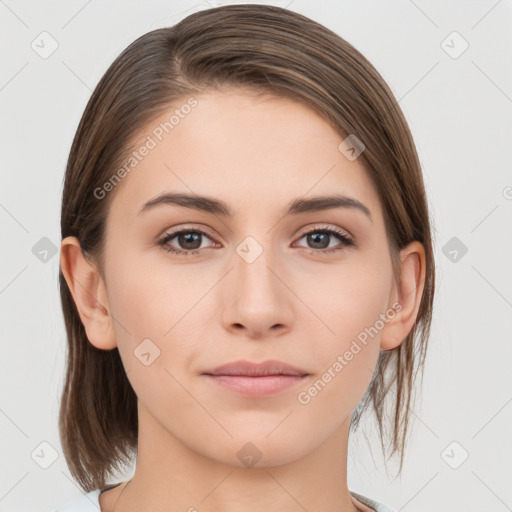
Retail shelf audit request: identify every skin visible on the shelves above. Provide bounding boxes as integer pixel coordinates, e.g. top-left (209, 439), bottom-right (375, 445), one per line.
top-left (61, 87), bottom-right (426, 512)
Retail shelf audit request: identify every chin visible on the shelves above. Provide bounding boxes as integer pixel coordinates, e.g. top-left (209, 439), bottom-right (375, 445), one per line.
top-left (204, 433), bottom-right (315, 469)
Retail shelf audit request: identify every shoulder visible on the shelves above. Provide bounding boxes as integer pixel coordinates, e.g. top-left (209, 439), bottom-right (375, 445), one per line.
top-left (350, 489), bottom-right (397, 512)
top-left (50, 489), bottom-right (101, 512)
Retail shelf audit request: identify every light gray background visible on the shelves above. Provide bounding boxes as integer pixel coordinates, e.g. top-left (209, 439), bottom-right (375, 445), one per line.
top-left (1, 1), bottom-right (511, 511)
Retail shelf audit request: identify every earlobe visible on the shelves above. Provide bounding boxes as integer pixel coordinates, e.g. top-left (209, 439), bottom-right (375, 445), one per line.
top-left (60, 236), bottom-right (117, 350)
top-left (380, 241), bottom-right (426, 351)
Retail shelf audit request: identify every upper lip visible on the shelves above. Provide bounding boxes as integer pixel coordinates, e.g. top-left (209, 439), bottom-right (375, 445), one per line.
top-left (203, 359), bottom-right (309, 377)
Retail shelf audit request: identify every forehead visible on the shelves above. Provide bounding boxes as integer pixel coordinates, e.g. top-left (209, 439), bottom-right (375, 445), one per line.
top-left (106, 89), bottom-right (382, 224)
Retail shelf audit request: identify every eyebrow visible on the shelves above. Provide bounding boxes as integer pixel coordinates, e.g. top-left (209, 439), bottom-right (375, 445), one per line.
top-left (139, 192), bottom-right (372, 222)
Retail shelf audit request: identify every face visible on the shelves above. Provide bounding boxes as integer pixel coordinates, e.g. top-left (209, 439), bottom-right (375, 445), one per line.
top-left (97, 88), bottom-right (400, 467)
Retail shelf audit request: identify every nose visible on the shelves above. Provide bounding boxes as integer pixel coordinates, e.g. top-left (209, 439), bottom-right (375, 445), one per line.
top-left (221, 245), bottom-right (294, 339)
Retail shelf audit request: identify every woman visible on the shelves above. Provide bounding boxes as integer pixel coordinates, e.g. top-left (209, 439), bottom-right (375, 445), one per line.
top-left (54, 4), bottom-right (435, 511)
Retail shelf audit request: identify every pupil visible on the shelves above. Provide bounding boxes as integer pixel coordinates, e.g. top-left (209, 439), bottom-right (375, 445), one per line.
top-left (179, 232), bottom-right (201, 250)
top-left (309, 232), bottom-right (329, 249)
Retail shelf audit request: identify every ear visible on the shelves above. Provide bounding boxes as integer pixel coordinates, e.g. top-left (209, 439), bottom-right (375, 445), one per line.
top-left (380, 241), bottom-right (426, 351)
top-left (60, 236), bottom-right (117, 350)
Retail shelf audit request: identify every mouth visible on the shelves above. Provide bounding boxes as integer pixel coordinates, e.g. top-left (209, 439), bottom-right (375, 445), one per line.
top-left (202, 359), bottom-right (310, 397)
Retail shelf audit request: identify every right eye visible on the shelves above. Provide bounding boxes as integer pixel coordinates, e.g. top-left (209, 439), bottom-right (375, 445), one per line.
top-left (157, 228), bottom-right (219, 256)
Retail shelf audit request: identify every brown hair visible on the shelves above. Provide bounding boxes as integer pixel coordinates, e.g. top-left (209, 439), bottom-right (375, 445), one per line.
top-left (59, 3), bottom-right (435, 492)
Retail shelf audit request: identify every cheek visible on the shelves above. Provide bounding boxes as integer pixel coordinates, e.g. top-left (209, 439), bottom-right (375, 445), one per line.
top-left (293, 269), bottom-right (389, 424)
top-left (105, 261), bottom-right (210, 411)
top-left (106, 247), bottom-right (207, 338)
top-left (293, 256), bottom-right (392, 389)
top-left (297, 254), bottom-right (392, 344)
top-left (106, 248), bottom-right (226, 370)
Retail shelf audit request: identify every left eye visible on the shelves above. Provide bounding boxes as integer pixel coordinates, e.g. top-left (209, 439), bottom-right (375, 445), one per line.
top-left (294, 227), bottom-right (354, 254)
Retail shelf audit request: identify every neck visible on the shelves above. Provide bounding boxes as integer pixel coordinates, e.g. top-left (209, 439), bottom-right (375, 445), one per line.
top-left (110, 401), bottom-right (362, 512)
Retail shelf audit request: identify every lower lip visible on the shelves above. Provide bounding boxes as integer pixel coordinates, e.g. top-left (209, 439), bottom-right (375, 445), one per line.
top-left (204, 374), bottom-right (308, 396)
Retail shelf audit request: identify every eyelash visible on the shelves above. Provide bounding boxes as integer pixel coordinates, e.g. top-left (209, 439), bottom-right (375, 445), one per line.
top-left (156, 225), bottom-right (354, 257)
